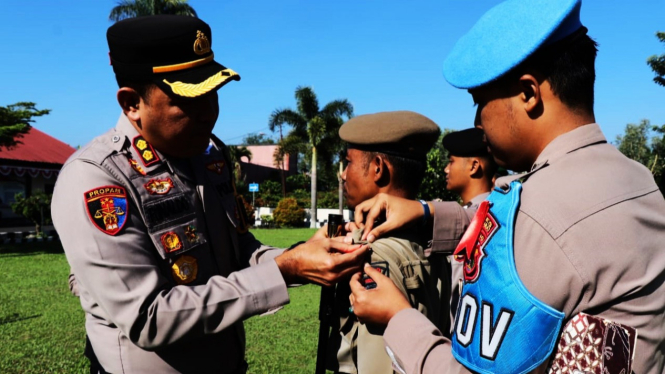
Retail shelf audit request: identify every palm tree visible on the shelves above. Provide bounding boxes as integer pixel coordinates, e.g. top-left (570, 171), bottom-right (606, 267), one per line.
top-left (269, 86), bottom-right (353, 228)
top-left (228, 145), bottom-right (252, 182)
top-left (109, 0), bottom-right (197, 22)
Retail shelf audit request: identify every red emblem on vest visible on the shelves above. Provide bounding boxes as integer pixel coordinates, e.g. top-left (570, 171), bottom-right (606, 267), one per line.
top-left (453, 200), bottom-right (499, 283)
top-left (206, 160), bottom-right (225, 174)
top-left (144, 178), bottom-right (174, 195)
top-left (84, 186), bottom-right (129, 236)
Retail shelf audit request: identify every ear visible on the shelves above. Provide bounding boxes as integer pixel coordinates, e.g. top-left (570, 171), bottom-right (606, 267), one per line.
top-left (372, 155), bottom-right (385, 182)
top-left (117, 87), bottom-right (142, 122)
top-left (517, 74), bottom-right (541, 115)
top-left (469, 158), bottom-right (482, 177)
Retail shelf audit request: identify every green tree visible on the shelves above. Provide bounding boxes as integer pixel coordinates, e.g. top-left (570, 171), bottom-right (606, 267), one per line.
top-left (418, 130), bottom-right (459, 202)
top-left (616, 119), bottom-right (665, 194)
top-left (228, 145), bottom-right (252, 182)
top-left (647, 31), bottom-right (665, 87)
top-left (109, 0), bottom-right (197, 22)
top-left (10, 192), bottom-right (52, 236)
top-left (269, 86), bottom-right (353, 227)
top-left (0, 102), bottom-right (50, 150)
top-left (243, 132), bottom-right (275, 145)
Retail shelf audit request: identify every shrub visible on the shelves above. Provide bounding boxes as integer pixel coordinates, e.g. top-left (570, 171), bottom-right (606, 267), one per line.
top-left (273, 197), bottom-right (305, 228)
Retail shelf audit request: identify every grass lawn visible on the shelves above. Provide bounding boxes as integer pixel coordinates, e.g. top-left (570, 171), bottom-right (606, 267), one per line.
top-left (0, 228), bottom-right (326, 374)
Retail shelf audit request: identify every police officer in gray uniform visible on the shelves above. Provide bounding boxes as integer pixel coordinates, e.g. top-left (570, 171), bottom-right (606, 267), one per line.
top-left (348, 0), bottom-right (665, 373)
top-left (52, 15), bottom-right (368, 374)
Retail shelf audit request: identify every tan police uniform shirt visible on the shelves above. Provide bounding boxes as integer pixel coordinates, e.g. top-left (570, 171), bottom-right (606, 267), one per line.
top-left (381, 123), bottom-right (665, 374)
top-left (52, 115), bottom-right (290, 374)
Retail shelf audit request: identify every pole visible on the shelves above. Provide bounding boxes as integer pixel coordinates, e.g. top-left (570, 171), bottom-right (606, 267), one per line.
top-left (315, 214), bottom-right (344, 374)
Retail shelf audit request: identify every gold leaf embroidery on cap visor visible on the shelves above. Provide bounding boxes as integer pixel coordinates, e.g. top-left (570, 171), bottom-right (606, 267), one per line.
top-left (162, 69), bottom-right (239, 98)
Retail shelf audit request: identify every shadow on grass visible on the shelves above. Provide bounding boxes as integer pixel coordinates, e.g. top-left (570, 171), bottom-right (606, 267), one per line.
top-left (0, 313), bottom-right (42, 326)
top-left (0, 241), bottom-right (64, 257)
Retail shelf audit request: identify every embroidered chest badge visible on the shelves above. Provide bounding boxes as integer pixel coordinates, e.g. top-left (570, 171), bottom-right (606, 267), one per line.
top-left (453, 200), bottom-right (499, 283)
top-left (172, 255), bottom-right (198, 284)
top-left (144, 178), bottom-right (174, 195)
top-left (84, 186), bottom-right (129, 235)
top-left (132, 135), bottom-right (160, 167)
top-left (184, 225), bottom-right (199, 243)
top-left (206, 160), bottom-right (225, 175)
top-left (161, 231), bottom-right (183, 253)
top-left (128, 158), bottom-right (146, 176)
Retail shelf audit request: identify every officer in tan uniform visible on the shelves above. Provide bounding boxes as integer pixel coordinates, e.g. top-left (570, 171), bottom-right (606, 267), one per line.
top-left (347, 0), bottom-right (665, 373)
top-left (330, 111), bottom-right (447, 374)
top-left (52, 15), bottom-right (368, 374)
top-left (440, 128), bottom-right (496, 332)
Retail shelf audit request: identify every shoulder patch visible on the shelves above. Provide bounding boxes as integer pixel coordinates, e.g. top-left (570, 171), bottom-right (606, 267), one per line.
top-left (84, 185), bottom-right (129, 235)
top-left (132, 135), bottom-right (160, 167)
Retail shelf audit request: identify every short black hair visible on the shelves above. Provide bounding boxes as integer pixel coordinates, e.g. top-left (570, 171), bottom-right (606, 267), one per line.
top-left (503, 31), bottom-right (599, 114)
top-left (364, 152), bottom-right (426, 197)
top-left (115, 77), bottom-right (156, 103)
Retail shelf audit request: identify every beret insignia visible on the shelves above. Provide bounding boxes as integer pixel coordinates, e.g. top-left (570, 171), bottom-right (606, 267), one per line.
top-left (172, 255), bottom-right (198, 285)
top-left (84, 186), bottom-right (128, 236)
top-left (144, 178), bottom-right (174, 195)
top-left (132, 135), bottom-right (160, 167)
top-left (453, 200), bottom-right (498, 283)
top-left (161, 231), bottom-right (183, 253)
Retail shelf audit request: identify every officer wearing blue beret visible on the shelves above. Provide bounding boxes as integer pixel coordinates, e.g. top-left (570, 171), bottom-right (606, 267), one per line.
top-left (348, 1), bottom-right (665, 373)
top-left (52, 15), bottom-right (369, 374)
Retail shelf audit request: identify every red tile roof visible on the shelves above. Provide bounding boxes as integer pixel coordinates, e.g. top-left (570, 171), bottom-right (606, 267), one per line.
top-left (0, 128), bottom-right (76, 165)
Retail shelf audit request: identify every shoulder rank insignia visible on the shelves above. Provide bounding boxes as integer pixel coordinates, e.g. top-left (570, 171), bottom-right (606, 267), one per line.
top-left (206, 160), bottom-right (225, 175)
top-left (84, 186), bottom-right (129, 236)
top-left (132, 135), bottom-right (160, 167)
top-left (453, 200), bottom-right (498, 283)
top-left (161, 231), bottom-right (183, 253)
top-left (128, 157), bottom-right (146, 176)
top-left (172, 255), bottom-right (198, 285)
top-left (144, 178), bottom-right (174, 195)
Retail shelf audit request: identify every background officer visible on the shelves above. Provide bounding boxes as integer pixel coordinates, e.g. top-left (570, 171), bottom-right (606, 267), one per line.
top-left (331, 111), bottom-right (447, 374)
top-left (52, 15), bottom-right (368, 374)
top-left (347, 0), bottom-right (665, 373)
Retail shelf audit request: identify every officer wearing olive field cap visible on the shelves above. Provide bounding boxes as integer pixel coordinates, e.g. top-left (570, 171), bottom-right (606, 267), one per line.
top-left (52, 15), bottom-right (368, 374)
top-left (348, 1), bottom-right (665, 373)
top-left (330, 111), bottom-right (449, 374)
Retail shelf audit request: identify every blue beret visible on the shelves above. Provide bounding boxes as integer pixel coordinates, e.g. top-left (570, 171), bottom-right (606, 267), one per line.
top-left (443, 0), bottom-right (583, 89)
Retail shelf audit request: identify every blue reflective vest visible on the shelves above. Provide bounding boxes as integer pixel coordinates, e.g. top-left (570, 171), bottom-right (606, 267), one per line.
top-left (451, 181), bottom-right (565, 374)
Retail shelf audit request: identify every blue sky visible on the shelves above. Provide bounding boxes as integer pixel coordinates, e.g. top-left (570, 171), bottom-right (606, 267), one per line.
top-left (1, 0), bottom-right (664, 149)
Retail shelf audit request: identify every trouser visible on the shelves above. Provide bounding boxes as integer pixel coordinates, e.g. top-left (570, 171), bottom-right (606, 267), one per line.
top-left (84, 335), bottom-right (108, 374)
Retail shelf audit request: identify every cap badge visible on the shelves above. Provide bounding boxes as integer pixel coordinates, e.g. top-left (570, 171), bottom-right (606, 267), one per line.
top-left (84, 186), bottom-right (128, 236)
top-left (132, 135), bottom-right (160, 167)
top-left (144, 178), bottom-right (174, 195)
top-left (193, 30), bottom-right (211, 56)
top-left (161, 231), bottom-right (183, 253)
top-left (172, 255), bottom-right (198, 284)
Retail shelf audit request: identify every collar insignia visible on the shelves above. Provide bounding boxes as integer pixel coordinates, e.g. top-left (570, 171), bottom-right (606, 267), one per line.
top-left (84, 186), bottom-right (128, 236)
top-left (172, 255), bottom-right (198, 285)
top-left (144, 178), bottom-right (174, 195)
top-left (206, 160), bottom-right (225, 175)
top-left (132, 135), bottom-right (160, 167)
top-left (193, 30), bottom-right (211, 55)
top-left (161, 231), bottom-right (183, 253)
top-left (453, 200), bottom-right (499, 283)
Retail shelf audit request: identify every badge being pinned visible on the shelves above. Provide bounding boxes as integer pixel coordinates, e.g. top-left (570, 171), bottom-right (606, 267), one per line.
top-left (133, 135), bottom-right (160, 167)
top-left (453, 200), bottom-right (498, 283)
top-left (161, 231), bottom-right (183, 253)
top-left (84, 186), bottom-right (129, 235)
top-left (172, 255), bottom-right (198, 285)
top-left (144, 178), bottom-right (174, 195)
top-left (206, 160), bottom-right (225, 175)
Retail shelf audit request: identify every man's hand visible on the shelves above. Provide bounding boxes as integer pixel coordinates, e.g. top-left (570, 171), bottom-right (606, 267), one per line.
top-left (275, 239), bottom-right (370, 286)
top-left (349, 264), bottom-right (412, 326)
top-left (354, 193), bottom-right (434, 242)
